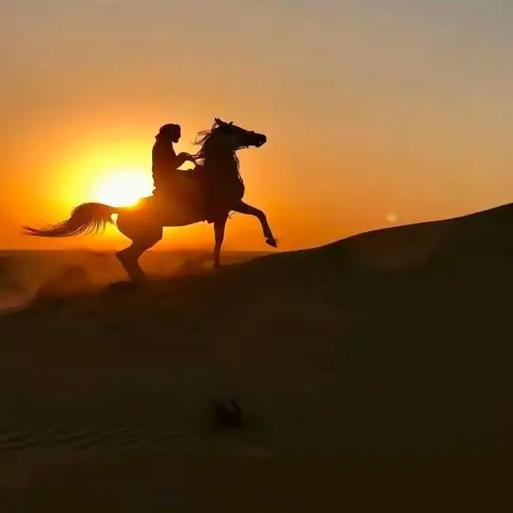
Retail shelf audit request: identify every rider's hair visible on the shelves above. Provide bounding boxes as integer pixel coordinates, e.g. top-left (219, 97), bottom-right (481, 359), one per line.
top-left (156, 123), bottom-right (180, 139)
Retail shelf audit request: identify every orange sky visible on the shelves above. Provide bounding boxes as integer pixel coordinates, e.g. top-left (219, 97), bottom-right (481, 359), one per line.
top-left (1, 0), bottom-right (513, 251)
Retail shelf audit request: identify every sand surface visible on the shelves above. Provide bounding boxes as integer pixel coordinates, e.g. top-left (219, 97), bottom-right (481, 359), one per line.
top-left (1, 204), bottom-right (513, 510)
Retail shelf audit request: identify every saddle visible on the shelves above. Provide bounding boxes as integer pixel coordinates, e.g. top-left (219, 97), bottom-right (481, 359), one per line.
top-left (151, 165), bottom-right (243, 223)
top-left (152, 167), bottom-right (208, 220)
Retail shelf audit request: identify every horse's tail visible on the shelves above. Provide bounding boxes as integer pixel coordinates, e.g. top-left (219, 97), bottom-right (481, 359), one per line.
top-left (24, 202), bottom-right (116, 237)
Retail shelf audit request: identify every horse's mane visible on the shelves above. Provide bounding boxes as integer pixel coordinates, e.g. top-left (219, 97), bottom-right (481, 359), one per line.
top-left (193, 121), bottom-right (218, 160)
top-left (193, 121), bottom-right (237, 164)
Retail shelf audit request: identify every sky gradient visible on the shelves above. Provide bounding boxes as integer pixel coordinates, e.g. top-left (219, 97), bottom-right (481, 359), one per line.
top-left (1, 0), bottom-right (513, 250)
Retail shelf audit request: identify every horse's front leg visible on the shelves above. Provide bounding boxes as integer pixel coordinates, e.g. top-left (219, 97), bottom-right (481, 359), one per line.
top-left (213, 214), bottom-right (228, 269)
top-left (233, 201), bottom-right (277, 247)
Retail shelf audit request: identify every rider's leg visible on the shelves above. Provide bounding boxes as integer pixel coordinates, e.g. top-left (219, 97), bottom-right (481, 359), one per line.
top-left (233, 201), bottom-right (277, 247)
top-left (213, 214), bottom-right (228, 269)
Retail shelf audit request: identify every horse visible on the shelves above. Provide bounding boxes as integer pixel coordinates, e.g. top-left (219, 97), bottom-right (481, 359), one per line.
top-left (24, 119), bottom-right (278, 282)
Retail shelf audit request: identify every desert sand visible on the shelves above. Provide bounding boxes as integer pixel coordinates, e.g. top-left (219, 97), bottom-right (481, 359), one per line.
top-left (1, 203), bottom-right (513, 510)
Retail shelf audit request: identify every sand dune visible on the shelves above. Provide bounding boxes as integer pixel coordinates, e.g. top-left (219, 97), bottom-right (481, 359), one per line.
top-left (1, 204), bottom-right (513, 510)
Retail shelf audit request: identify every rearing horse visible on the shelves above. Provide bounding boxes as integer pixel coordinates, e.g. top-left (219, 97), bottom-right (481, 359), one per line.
top-left (25, 119), bottom-right (277, 282)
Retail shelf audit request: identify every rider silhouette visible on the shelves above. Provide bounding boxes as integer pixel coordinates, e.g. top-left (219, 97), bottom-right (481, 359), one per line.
top-left (152, 123), bottom-right (195, 198)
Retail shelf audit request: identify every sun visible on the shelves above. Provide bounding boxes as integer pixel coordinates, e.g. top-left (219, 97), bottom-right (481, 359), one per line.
top-left (94, 169), bottom-right (154, 207)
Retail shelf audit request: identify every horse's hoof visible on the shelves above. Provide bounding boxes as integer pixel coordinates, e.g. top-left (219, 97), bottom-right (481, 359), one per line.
top-left (266, 237), bottom-right (278, 248)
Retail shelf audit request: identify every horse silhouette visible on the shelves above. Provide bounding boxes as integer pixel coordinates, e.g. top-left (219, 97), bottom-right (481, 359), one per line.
top-left (24, 119), bottom-right (277, 282)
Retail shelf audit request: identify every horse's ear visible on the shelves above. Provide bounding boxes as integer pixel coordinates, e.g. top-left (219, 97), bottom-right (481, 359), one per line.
top-left (215, 117), bottom-right (223, 125)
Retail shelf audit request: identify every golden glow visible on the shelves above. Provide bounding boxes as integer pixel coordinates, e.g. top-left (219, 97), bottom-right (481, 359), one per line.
top-left (3, 1), bottom-right (513, 252)
top-left (93, 168), bottom-right (154, 207)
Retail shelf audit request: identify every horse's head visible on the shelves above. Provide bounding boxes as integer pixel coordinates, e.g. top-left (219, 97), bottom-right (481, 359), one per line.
top-left (213, 118), bottom-right (267, 150)
top-left (194, 118), bottom-right (267, 167)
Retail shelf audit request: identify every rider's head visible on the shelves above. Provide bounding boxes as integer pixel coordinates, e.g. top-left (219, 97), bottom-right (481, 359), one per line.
top-left (157, 123), bottom-right (181, 143)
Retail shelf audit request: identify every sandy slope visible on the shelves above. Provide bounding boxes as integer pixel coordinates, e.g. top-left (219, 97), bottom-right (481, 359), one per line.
top-left (1, 204), bottom-right (513, 510)
top-left (0, 250), bottom-right (262, 310)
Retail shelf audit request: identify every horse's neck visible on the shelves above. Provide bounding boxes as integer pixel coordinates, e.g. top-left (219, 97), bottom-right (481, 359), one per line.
top-left (204, 152), bottom-right (238, 178)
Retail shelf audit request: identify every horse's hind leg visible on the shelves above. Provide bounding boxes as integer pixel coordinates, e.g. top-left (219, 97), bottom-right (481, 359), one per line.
top-left (233, 201), bottom-right (277, 247)
top-left (116, 216), bottom-right (163, 283)
top-left (116, 233), bottom-right (162, 283)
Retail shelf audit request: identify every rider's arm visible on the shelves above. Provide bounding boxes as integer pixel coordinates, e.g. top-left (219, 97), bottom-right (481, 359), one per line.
top-left (175, 152), bottom-right (195, 167)
top-left (153, 143), bottom-right (194, 172)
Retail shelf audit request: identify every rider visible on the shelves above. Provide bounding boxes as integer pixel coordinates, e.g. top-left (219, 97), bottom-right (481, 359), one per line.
top-left (152, 123), bottom-right (196, 201)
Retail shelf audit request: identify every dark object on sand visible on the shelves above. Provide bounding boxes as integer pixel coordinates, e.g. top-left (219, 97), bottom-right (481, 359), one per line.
top-left (215, 399), bottom-right (242, 428)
